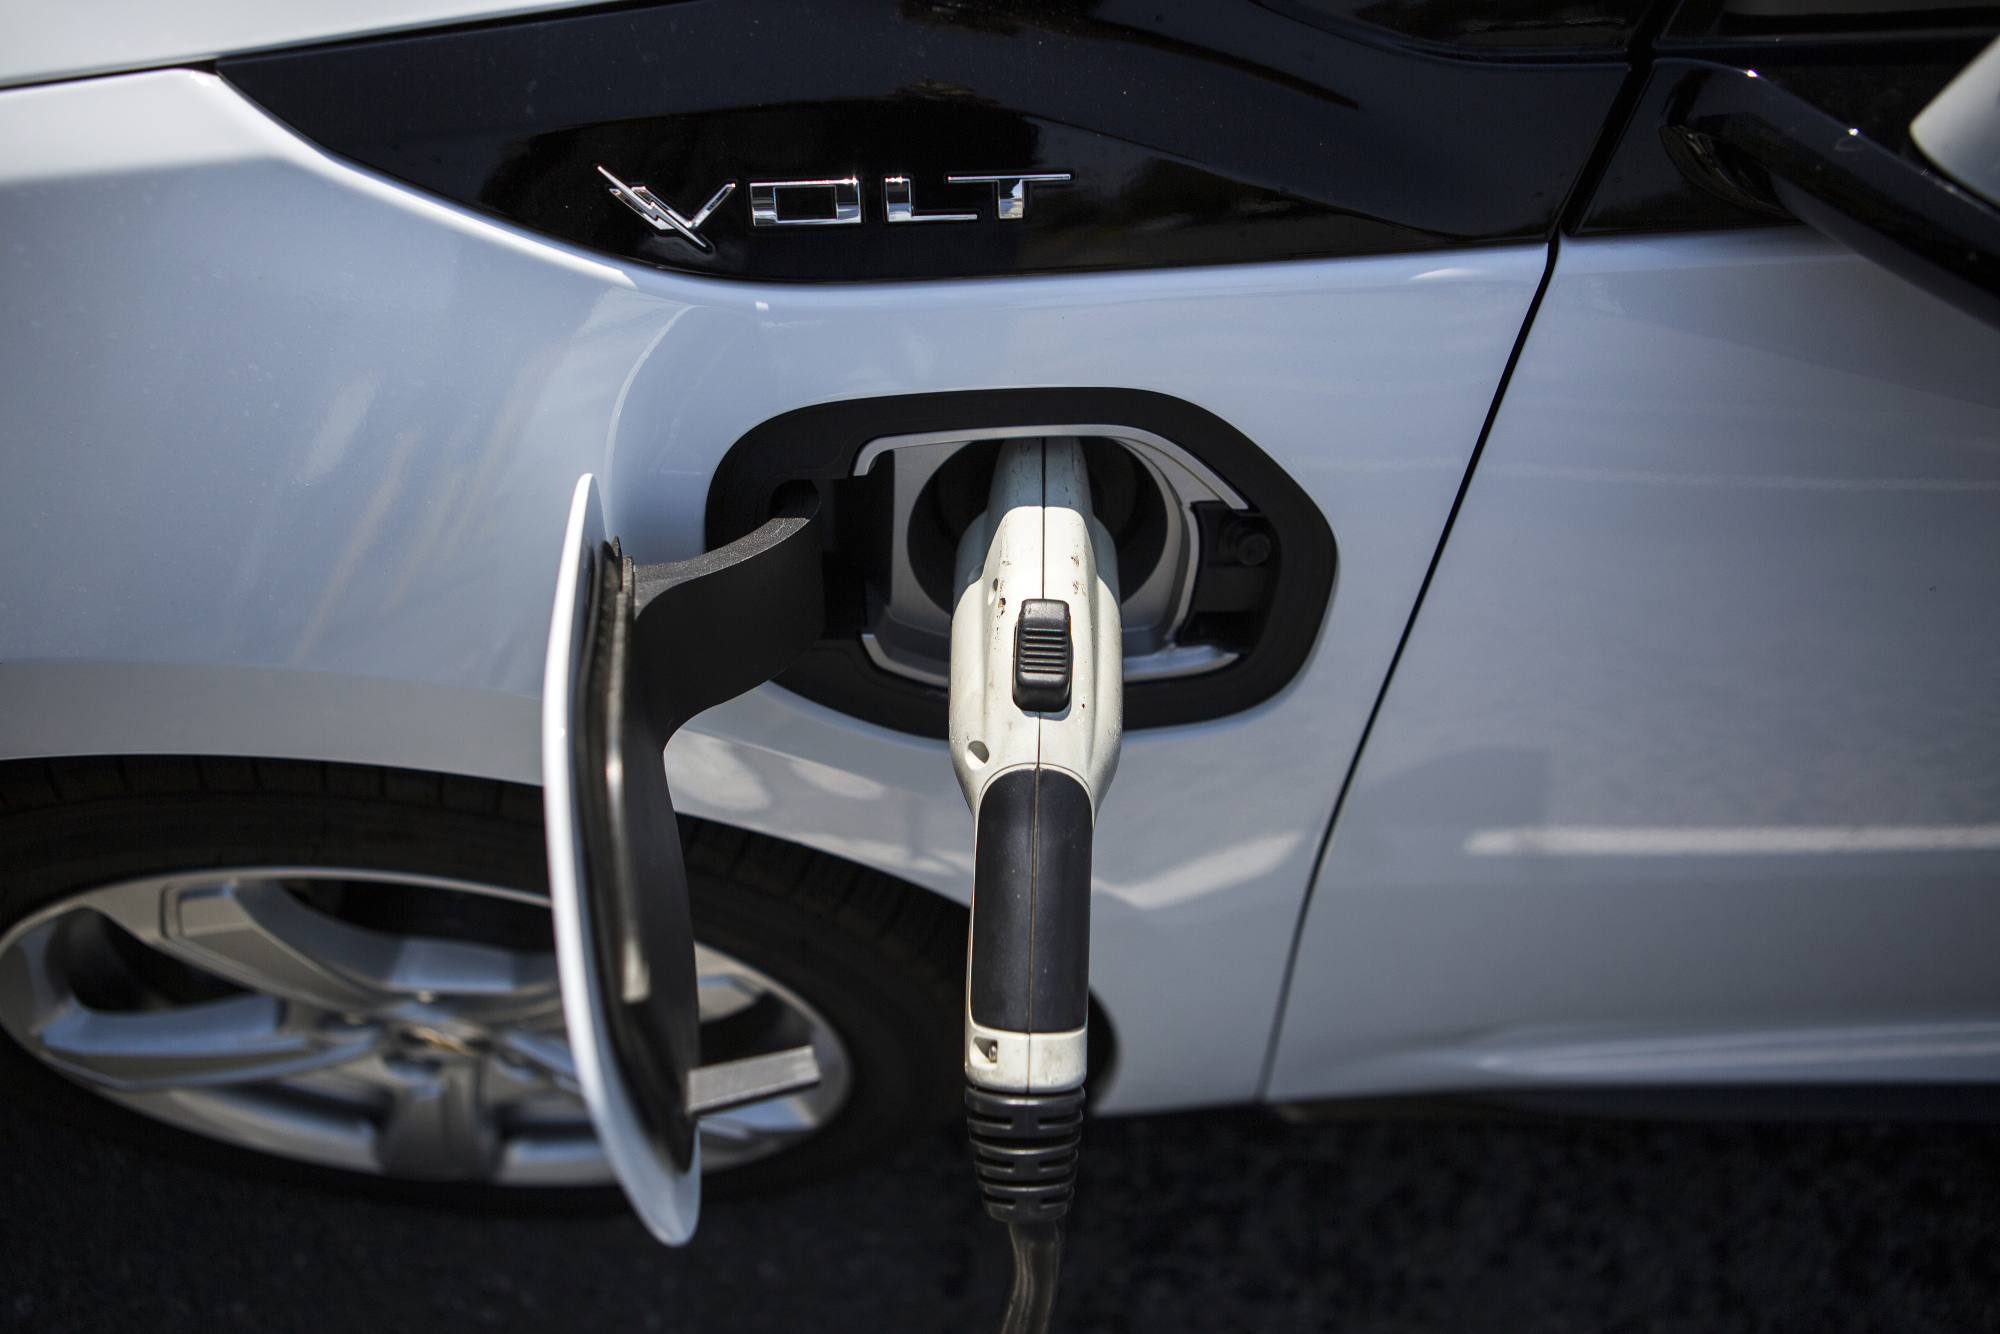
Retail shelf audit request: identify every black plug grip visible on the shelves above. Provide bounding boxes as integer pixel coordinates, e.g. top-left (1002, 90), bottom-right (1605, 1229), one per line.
top-left (969, 767), bottom-right (1092, 1036)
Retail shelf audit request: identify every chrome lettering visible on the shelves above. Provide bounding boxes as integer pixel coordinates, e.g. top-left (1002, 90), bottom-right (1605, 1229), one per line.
top-left (884, 175), bottom-right (977, 224)
top-left (749, 177), bottom-right (864, 227)
top-left (945, 173), bottom-right (1073, 220)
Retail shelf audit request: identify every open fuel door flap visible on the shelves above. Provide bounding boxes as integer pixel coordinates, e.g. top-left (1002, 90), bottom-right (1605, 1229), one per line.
top-left (540, 474), bottom-right (825, 1244)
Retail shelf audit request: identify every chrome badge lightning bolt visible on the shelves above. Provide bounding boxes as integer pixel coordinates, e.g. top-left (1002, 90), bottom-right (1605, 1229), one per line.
top-left (596, 166), bottom-right (737, 252)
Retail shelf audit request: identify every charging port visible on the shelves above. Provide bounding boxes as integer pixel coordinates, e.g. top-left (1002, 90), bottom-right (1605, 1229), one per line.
top-left (855, 429), bottom-right (1244, 690)
top-left (702, 388), bottom-right (1336, 737)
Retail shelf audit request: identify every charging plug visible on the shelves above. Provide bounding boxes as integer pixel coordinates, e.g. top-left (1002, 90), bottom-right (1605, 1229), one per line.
top-left (948, 437), bottom-right (1122, 1332)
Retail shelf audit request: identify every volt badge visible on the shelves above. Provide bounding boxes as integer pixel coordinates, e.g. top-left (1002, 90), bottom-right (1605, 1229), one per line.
top-left (597, 166), bottom-right (1072, 248)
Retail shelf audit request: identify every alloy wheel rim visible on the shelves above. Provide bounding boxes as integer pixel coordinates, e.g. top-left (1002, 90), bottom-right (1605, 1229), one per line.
top-left (0, 867), bottom-right (852, 1185)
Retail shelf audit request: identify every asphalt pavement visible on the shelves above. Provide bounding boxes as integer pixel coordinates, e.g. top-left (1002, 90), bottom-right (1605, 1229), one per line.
top-left (5, 1098), bottom-right (1999, 1333)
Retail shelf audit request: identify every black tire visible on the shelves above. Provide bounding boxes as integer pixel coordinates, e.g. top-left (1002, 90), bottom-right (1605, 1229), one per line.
top-left (0, 754), bottom-right (968, 1209)
top-left (678, 817), bottom-right (967, 1194)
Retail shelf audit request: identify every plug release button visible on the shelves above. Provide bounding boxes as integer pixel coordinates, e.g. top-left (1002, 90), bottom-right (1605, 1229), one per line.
top-left (1013, 599), bottom-right (1072, 712)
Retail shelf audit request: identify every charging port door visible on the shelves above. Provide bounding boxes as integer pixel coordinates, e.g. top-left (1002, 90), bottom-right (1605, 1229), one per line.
top-left (539, 474), bottom-right (824, 1245)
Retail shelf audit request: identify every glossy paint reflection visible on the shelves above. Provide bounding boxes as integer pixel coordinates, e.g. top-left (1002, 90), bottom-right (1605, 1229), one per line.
top-left (1271, 229), bottom-right (2000, 1100)
top-left (221, 0), bottom-right (1627, 279)
top-left (663, 689), bottom-right (1335, 1111)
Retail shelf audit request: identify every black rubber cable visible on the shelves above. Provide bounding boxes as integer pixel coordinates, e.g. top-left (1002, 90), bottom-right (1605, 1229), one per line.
top-left (999, 1222), bottom-right (1064, 1334)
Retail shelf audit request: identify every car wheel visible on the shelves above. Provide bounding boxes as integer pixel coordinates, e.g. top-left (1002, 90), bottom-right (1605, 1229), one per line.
top-left (0, 755), bottom-right (966, 1206)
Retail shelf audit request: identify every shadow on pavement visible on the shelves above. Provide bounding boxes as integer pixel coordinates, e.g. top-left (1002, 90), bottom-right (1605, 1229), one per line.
top-left (4, 1100), bottom-right (1998, 1332)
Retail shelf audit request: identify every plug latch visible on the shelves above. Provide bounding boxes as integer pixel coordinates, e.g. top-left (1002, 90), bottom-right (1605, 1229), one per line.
top-left (1013, 599), bottom-right (1073, 712)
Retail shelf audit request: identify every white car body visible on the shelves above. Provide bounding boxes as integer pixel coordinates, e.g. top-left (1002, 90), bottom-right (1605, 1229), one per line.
top-left (3, 5), bottom-right (1998, 1130)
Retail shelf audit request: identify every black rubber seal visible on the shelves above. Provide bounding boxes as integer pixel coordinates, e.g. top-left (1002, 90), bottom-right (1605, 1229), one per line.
top-left (706, 387), bottom-right (1337, 736)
